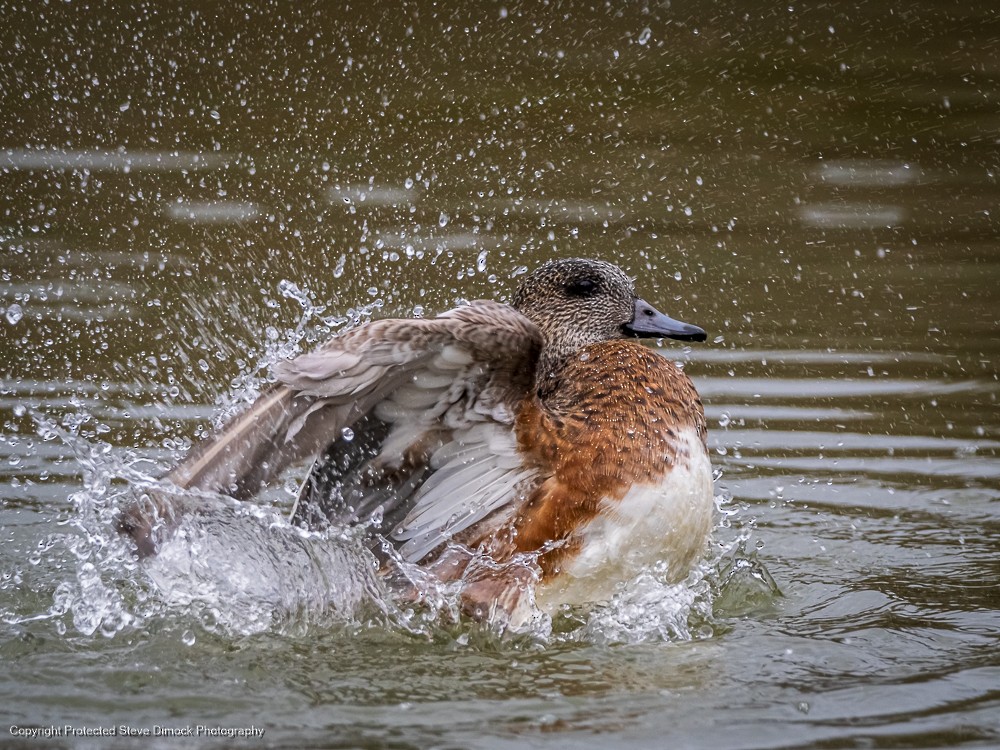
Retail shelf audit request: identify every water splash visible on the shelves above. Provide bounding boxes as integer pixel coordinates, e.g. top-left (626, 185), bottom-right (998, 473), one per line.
top-left (19, 286), bottom-right (775, 649)
top-left (142, 503), bottom-right (388, 636)
top-left (579, 565), bottom-right (711, 645)
top-left (32, 419), bottom-right (156, 639)
top-left (9, 280), bottom-right (404, 642)
top-left (555, 483), bottom-right (778, 646)
top-left (213, 279), bottom-right (377, 429)
top-left (23, 413), bottom-right (394, 641)
top-left (28, 415), bottom-right (773, 648)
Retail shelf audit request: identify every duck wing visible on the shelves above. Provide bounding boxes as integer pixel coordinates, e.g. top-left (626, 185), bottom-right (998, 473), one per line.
top-left (163, 301), bottom-right (543, 563)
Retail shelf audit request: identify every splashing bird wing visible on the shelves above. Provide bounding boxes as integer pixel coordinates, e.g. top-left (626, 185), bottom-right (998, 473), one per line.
top-left (164, 301), bottom-right (542, 560)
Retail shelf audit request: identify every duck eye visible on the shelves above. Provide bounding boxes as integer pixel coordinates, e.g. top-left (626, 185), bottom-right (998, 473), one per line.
top-left (565, 278), bottom-right (599, 297)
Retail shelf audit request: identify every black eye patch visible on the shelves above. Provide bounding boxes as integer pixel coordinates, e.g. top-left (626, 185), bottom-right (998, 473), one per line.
top-left (564, 278), bottom-right (600, 297)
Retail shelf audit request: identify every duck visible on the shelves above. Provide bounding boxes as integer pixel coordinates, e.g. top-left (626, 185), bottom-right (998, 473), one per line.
top-left (119, 257), bottom-right (713, 625)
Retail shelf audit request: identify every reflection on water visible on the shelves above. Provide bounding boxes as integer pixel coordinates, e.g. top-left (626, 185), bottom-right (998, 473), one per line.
top-left (0, 148), bottom-right (233, 172)
top-left (2, 0), bottom-right (999, 747)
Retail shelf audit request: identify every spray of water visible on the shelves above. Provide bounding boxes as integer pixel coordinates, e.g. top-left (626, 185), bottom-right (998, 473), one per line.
top-left (22, 281), bottom-right (778, 649)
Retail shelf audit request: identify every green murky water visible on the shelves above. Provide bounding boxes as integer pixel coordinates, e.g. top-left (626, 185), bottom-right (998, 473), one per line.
top-left (2, 2), bottom-right (998, 748)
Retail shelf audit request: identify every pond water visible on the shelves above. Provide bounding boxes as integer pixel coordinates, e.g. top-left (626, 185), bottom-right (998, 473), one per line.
top-left (2, 2), bottom-right (999, 748)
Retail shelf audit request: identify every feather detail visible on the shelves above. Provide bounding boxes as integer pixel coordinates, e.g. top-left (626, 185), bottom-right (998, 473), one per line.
top-left (127, 302), bottom-right (541, 558)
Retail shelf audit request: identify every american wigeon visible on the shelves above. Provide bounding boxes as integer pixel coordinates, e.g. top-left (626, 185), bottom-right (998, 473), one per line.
top-left (120, 258), bottom-right (713, 624)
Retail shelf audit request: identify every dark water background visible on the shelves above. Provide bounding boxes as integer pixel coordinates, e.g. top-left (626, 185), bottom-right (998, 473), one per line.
top-left (2, 2), bottom-right (998, 748)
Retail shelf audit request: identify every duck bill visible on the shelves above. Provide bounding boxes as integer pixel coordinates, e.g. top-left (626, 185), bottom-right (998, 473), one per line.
top-left (623, 298), bottom-right (707, 342)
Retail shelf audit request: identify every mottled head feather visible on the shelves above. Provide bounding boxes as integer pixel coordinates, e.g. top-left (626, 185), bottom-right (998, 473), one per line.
top-left (512, 258), bottom-right (638, 376)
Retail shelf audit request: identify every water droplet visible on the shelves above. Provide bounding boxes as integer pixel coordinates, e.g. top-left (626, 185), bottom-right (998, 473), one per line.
top-left (638, 27), bottom-right (652, 45)
top-left (333, 253), bottom-right (347, 279)
top-left (200, 608), bottom-right (219, 632)
top-left (341, 427), bottom-right (355, 442)
top-left (277, 278), bottom-right (311, 308)
top-left (5, 303), bottom-right (23, 324)
top-left (718, 412), bottom-right (731, 428)
top-left (181, 630), bottom-right (196, 646)
top-left (438, 211), bottom-right (449, 227)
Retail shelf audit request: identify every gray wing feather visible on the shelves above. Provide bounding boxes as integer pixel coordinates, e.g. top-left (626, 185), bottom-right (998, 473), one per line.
top-left (162, 302), bottom-right (541, 536)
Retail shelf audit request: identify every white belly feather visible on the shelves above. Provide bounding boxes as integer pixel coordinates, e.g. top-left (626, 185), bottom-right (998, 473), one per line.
top-left (534, 429), bottom-right (714, 612)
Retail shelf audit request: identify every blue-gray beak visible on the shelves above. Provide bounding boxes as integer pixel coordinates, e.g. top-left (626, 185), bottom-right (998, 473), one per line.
top-left (622, 298), bottom-right (707, 342)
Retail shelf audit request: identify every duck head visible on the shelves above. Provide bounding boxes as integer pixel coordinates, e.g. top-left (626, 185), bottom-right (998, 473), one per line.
top-left (512, 257), bottom-right (706, 374)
